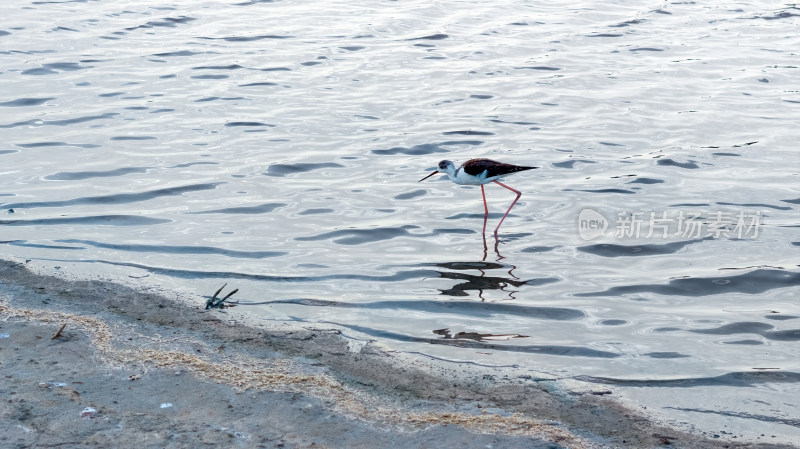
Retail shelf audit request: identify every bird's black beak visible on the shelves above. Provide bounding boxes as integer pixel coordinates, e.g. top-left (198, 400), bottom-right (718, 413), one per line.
top-left (419, 170), bottom-right (439, 182)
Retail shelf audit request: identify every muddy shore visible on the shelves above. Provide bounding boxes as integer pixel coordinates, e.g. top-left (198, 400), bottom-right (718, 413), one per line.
top-left (0, 259), bottom-right (794, 448)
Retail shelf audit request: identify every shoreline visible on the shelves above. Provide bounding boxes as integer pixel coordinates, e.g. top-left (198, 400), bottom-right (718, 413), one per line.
top-left (0, 258), bottom-right (793, 448)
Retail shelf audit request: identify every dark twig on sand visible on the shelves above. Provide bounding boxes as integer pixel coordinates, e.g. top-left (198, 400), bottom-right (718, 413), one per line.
top-left (205, 283), bottom-right (226, 309)
top-left (205, 284), bottom-right (239, 309)
top-left (51, 323), bottom-right (67, 340)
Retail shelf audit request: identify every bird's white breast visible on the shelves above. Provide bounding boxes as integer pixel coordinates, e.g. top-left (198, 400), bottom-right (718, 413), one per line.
top-left (449, 168), bottom-right (490, 185)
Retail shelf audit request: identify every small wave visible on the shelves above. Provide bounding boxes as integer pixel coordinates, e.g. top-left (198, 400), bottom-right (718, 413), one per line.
top-left (225, 121), bottom-right (275, 127)
top-left (297, 208), bottom-right (333, 215)
top-left (664, 407), bottom-right (800, 429)
top-left (644, 352), bottom-right (689, 359)
top-left (33, 259), bottom-right (440, 283)
top-left (552, 160), bottom-right (596, 169)
top-left (577, 269), bottom-right (800, 297)
top-left (125, 16), bottom-right (197, 31)
top-left (442, 130), bottom-right (494, 136)
top-left (191, 74), bottom-right (229, 80)
top-left (295, 225), bottom-right (420, 245)
top-left (576, 371), bottom-right (800, 387)
top-left (265, 162), bottom-right (343, 177)
top-left (578, 238), bottom-right (707, 257)
top-left (445, 212), bottom-right (512, 220)
top-left (199, 34), bottom-right (293, 42)
top-left (394, 190), bottom-right (427, 200)
top-left (16, 142), bottom-right (100, 149)
top-left (513, 66), bottom-right (561, 71)
top-left (152, 50), bottom-right (206, 57)
top-left (657, 158), bottom-right (699, 169)
top-left (232, 0), bottom-right (278, 5)
top-left (627, 177), bottom-right (664, 184)
top-left (0, 215), bottom-right (170, 226)
top-left (520, 246), bottom-right (558, 253)
top-left (407, 33), bottom-right (448, 41)
top-left (189, 202), bottom-right (286, 215)
top-left (270, 298), bottom-right (585, 320)
top-left (690, 321), bottom-right (800, 341)
top-left (193, 64), bottom-right (245, 70)
top-left (0, 97), bottom-right (55, 107)
top-left (110, 136), bottom-right (157, 141)
top-left (21, 62), bottom-right (90, 75)
top-left (295, 226), bottom-right (473, 245)
top-left (570, 188), bottom-right (636, 194)
top-left (44, 167), bottom-right (152, 180)
top-left (327, 322), bottom-right (619, 358)
top-left (372, 140), bottom-right (483, 155)
top-left (609, 19), bottom-right (646, 28)
top-left (55, 239), bottom-right (286, 259)
top-left (716, 201), bottom-right (791, 211)
top-left (2, 182), bottom-right (222, 209)
top-left (239, 82), bottom-right (279, 87)
top-left (1, 112), bottom-right (118, 129)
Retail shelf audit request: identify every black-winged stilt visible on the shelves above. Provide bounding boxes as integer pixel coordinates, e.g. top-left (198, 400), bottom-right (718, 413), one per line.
top-left (419, 158), bottom-right (538, 236)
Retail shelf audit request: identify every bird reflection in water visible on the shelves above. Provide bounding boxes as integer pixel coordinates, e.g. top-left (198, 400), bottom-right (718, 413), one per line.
top-left (433, 237), bottom-right (524, 301)
top-left (432, 233), bottom-right (550, 301)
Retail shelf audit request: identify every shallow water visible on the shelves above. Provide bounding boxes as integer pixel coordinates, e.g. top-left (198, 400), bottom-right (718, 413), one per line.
top-left (2, 0), bottom-right (799, 442)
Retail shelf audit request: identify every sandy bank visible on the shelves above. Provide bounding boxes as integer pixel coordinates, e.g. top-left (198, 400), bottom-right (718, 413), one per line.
top-left (0, 259), bottom-right (793, 448)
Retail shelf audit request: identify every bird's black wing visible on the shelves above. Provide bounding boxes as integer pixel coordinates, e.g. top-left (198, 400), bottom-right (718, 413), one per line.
top-left (462, 158), bottom-right (537, 178)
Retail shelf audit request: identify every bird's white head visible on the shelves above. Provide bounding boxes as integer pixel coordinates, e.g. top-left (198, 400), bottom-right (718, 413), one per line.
top-left (419, 160), bottom-right (456, 182)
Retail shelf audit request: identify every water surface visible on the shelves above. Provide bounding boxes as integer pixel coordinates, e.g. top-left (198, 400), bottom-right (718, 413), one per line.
top-left (1, 0), bottom-right (799, 442)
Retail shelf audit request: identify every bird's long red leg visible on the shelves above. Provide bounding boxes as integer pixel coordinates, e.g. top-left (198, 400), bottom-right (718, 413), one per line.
top-left (492, 180), bottom-right (522, 236)
top-left (480, 184), bottom-right (489, 234)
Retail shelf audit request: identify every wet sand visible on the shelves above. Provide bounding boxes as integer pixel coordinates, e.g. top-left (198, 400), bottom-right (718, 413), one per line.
top-left (0, 258), bottom-right (793, 449)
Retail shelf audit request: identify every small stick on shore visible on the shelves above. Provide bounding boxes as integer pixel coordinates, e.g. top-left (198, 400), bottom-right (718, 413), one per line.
top-left (51, 323), bottom-right (67, 340)
top-left (205, 284), bottom-right (238, 309)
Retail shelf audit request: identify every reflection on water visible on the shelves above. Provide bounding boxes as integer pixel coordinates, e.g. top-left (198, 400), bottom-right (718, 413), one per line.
top-left (2, 0), bottom-right (800, 441)
top-left (430, 255), bottom-right (559, 301)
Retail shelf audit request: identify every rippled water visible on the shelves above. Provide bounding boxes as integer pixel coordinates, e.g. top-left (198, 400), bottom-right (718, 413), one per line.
top-left (2, 0), bottom-right (799, 442)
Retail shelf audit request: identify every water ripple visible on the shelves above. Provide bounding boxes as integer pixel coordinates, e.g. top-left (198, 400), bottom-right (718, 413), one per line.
top-left (576, 371), bottom-right (800, 387)
top-left (16, 142), bottom-right (100, 149)
top-left (125, 16), bottom-right (197, 31)
top-left (265, 162), bottom-right (343, 177)
top-left (690, 322), bottom-right (800, 341)
top-left (55, 239), bottom-right (286, 259)
top-left (577, 269), bottom-right (800, 297)
top-left (44, 167), bottom-right (153, 180)
top-left (1, 112), bottom-right (119, 128)
top-left (1, 183), bottom-right (223, 209)
top-left (656, 158), bottom-right (700, 169)
top-left (295, 226), bottom-right (472, 245)
top-left (199, 34), bottom-right (293, 42)
top-left (0, 215), bottom-right (170, 226)
top-left (407, 33), bottom-right (448, 41)
top-left (0, 97), bottom-right (55, 107)
top-left (35, 259), bottom-right (439, 283)
top-left (578, 238), bottom-right (707, 257)
top-left (268, 298), bottom-right (584, 320)
top-left (327, 322), bottom-right (620, 358)
top-left (189, 202), bottom-right (286, 215)
top-left (152, 50), bottom-right (207, 57)
top-left (552, 160), bottom-right (596, 169)
top-left (372, 140), bottom-right (483, 155)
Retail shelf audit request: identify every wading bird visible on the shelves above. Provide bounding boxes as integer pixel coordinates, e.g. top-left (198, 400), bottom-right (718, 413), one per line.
top-left (419, 158), bottom-right (538, 236)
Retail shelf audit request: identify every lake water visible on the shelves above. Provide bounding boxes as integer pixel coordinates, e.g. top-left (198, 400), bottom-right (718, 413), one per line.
top-left (2, 0), bottom-right (799, 443)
